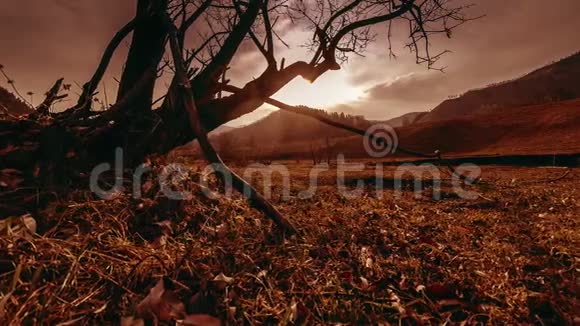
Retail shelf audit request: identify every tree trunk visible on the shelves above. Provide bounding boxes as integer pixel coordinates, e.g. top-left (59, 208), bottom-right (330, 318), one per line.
top-left (116, 0), bottom-right (168, 109)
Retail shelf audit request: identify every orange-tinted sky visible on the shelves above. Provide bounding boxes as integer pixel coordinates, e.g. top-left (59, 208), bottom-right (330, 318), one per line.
top-left (1, 0), bottom-right (580, 126)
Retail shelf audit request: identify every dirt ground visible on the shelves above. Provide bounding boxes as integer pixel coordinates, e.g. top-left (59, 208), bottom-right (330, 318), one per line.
top-left (1, 162), bottom-right (578, 324)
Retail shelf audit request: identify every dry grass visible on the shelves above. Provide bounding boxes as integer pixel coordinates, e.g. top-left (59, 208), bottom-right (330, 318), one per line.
top-left (0, 163), bottom-right (578, 325)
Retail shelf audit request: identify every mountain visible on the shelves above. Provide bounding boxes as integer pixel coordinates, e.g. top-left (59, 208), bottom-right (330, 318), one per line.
top-left (214, 108), bottom-right (371, 146)
top-left (418, 52), bottom-right (580, 123)
top-left (383, 111), bottom-right (427, 127)
top-left (333, 99), bottom-right (580, 157)
top-left (0, 86), bottom-right (30, 117)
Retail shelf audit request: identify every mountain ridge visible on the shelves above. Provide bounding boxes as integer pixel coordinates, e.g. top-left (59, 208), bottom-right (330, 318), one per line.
top-left (418, 51), bottom-right (580, 123)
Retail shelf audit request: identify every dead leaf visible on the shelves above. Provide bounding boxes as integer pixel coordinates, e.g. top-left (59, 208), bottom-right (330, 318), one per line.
top-left (215, 223), bottom-right (227, 238)
top-left (360, 247), bottom-right (373, 269)
top-left (387, 289), bottom-right (405, 314)
top-left (148, 220), bottom-right (174, 249)
top-left (177, 314), bottom-right (221, 326)
top-left (136, 278), bottom-right (186, 321)
top-left (359, 277), bottom-right (370, 290)
top-left (150, 235), bottom-right (167, 249)
top-left (212, 273), bottom-right (233, 289)
top-left (155, 220), bottom-right (173, 236)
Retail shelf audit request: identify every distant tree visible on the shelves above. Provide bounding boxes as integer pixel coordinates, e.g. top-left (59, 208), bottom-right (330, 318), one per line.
top-left (325, 136), bottom-right (332, 164)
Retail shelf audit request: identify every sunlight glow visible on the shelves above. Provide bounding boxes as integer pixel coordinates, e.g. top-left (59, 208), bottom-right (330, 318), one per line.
top-left (274, 69), bottom-right (364, 109)
top-left (225, 69), bottom-right (365, 127)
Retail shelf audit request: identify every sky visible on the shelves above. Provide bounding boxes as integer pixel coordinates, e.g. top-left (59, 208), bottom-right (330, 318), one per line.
top-left (1, 0), bottom-right (580, 126)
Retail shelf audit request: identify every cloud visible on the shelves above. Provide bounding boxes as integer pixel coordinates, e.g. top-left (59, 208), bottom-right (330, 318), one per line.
top-left (365, 72), bottom-right (451, 103)
top-left (325, 71), bottom-right (452, 120)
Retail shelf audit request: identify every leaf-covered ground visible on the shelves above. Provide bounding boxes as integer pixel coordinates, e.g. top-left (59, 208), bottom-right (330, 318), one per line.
top-left (0, 163), bottom-right (578, 325)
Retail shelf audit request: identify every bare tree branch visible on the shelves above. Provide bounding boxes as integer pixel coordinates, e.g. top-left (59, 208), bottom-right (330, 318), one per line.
top-left (75, 18), bottom-right (139, 111)
top-left (164, 10), bottom-right (297, 234)
top-left (195, 0), bottom-right (262, 89)
top-left (32, 78), bottom-right (66, 118)
top-left (179, 0), bottom-right (213, 48)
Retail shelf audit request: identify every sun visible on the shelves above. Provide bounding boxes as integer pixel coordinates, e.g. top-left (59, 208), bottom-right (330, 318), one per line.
top-left (273, 69), bottom-right (364, 110)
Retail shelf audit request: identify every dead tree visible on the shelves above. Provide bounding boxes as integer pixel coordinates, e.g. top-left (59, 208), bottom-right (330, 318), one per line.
top-left (0, 0), bottom-right (474, 232)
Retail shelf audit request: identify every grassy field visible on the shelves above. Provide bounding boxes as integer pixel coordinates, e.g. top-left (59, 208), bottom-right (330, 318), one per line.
top-left (1, 162), bottom-right (578, 324)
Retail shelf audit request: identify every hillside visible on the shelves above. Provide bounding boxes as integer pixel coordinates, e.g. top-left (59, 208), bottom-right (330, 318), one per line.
top-left (332, 99), bottom-right (580, 158)
top-left (213, 107), bottom-right (371, 147)
top-left (0, 86), bottom-right (30, 117)
top-left (383, 111), bottom-right (427, 127)
top-left (418, 52), bottom-right (580, 123)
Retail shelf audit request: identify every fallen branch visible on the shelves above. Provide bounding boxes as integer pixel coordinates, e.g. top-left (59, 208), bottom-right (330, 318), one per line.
top-left (545, 168), bottom-right (571, 182)
top-left (164, 15), bottom-right (297, 234)
top-left (30, 78), bottom-right (66, 119)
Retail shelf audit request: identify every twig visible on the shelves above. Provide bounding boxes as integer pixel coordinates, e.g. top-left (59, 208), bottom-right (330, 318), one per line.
top-left (30, 78), bottom-right (65, 119)
top-left (0, 66), bottom-right (33, 108)
top-left (545, 168), bottom-right (571, 182)
top-left (75, 18), bottom-right (139, 111)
